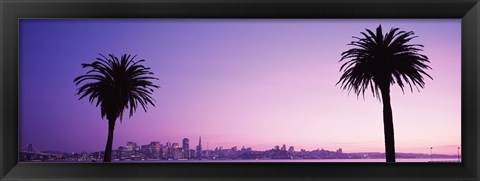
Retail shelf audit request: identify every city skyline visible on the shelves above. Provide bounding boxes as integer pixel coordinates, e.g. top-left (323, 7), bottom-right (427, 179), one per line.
top-left (20, 136), bottom-right (460, 163)
top-left (20, 136), bottom-right (461, 159)
top-left (19, 19), bottom-right (461, 156)
top-left (20, 136), bottom-right (460, 156)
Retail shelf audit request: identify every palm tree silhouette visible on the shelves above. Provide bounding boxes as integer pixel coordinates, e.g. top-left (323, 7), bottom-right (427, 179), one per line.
top-left (74, 54), bottom-right (159, 162)
top-left (337, 25), bottom-right (432, 162)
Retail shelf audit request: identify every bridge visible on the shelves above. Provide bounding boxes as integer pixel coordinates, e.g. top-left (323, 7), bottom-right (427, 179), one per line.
top-left (19, 144), bottom-right (59, 161)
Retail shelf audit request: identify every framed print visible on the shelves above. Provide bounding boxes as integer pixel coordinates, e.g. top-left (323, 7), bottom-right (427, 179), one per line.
top-left (1, 0), bottom-right (479, 181)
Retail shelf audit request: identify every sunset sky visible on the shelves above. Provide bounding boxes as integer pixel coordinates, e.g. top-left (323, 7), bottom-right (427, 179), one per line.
top-left (19, 19), bottom-right (461, 155)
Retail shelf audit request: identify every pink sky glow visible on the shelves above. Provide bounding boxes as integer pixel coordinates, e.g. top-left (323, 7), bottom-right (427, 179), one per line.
top-left (20, 19), bottom-right (461, 155)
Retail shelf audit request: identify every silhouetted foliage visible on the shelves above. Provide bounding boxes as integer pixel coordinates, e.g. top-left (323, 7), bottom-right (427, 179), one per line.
top-left (337, 25), bottom-right (432, 162)
top-left (74, 54), bottom-right (159, 162)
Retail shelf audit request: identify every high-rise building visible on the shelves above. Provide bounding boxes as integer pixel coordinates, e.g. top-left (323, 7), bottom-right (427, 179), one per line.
top-left (171, 142), bottom-right (180, 159)
top-left (159, 144), bottom-right (165, 159)
top-left (126, 141), bottom-right (137, 152)
top-left (336, 148), bottom-right (342, 154)
top-left (150, 141), bottom-right (161, 158)
top-left (189, 149), bottom-right (196, 159)
top-left (182, 138), bottom-right (190, 158)
top-left (164, 143), bottom-right (178, 159)
top-left (196, 137), bottom-right (202, 160)
top-left (141, 145), bottom-right (151, 158)
top-left (288, 146), bottom-right (295, 153)
top-left (81, 152), bottom-right (89, 161)
top-left (175, 147), bottom-right (183, 159)
top-left (274, 145), bottom-right (280, 150)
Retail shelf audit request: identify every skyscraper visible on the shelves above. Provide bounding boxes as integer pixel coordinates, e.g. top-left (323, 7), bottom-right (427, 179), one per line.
top-left (288, 146), bottom-right (295, 153)
top-left (196, 137), bottom-right (202, 160)
top-left (126, 141), bottom-right (137, 152)
top-left (182, 138), bottom-right (190, 159)
top-left (150, 141), bottom-right (161, 158)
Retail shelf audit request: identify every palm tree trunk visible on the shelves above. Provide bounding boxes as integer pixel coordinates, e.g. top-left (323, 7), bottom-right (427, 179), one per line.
top-left (380, 84), bottom-right (396, 163)
top-left (103, 118), bottom-right (116, 162)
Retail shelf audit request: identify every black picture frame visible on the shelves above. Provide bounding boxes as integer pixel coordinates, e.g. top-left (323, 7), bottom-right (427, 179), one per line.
top-left (1, 0), bottom-right (479, 180)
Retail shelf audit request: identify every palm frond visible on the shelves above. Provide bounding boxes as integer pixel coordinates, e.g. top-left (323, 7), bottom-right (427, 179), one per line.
top-left (74, 53), bottom-right (159, 121)
top-left (337, 25), bottom-right (432, 100)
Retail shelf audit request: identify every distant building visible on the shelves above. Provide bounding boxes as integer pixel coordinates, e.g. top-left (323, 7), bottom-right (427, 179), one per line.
top-left (150, 141), bottom-right (161, 159)
top-left (81, 152), bottom-right (89, 161)
top-left (140, 145), bottom-right (151, 158)
top-left (182, 138), bottom-right (190, 158)
top-left (175, 147), bottom-right (183, 159)
top-left (159, 144), bottom-right (165, 159)
top-left (336, 148), bottom-right (342, 154)
top-left (288, 146), bottom-right (295, 153)
top-left (196, 137), bottom-right (202, 160)
top-left (117, 146), bottom-right (129, 160)
top-left (126, 141), bottom-right (137, 152)
top-left (189, 149), bottom-right (196, 159)
top-left (166, 143), bottom-right (179, 159)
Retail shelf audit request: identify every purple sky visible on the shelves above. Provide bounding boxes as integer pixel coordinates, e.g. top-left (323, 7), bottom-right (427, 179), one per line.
top-left (19, 19), bottom-right (461, 155)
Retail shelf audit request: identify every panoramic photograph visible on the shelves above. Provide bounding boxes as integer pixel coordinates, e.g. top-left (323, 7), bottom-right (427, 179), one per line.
top-left (19, 19), bottom-right (460, 163)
